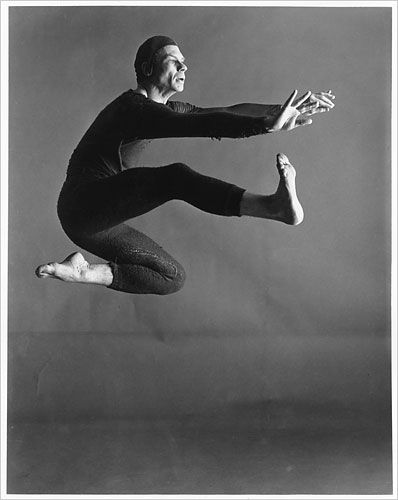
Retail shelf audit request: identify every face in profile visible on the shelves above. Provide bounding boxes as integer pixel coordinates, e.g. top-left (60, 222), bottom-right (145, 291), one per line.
top-left (150, 45), bottom-right (188, 94)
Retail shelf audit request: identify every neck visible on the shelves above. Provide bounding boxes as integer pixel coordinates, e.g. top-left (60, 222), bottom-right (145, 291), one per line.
top-left (134, 83), bottom-right (175, 104)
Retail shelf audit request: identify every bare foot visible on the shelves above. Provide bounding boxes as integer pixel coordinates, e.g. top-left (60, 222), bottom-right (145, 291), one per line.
top-left (239, 154), bottom-right (304, 224)
top-left (271, 153), bottom-right (304, 225)
top-left (35, 252), bottom-right (90, 283)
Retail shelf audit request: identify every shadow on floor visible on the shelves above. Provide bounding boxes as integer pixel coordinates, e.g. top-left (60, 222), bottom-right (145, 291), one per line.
top-left (7, 401), bottom-right (392, 495)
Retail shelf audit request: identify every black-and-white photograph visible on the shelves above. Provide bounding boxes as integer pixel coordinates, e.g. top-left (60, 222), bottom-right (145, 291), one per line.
top-left (1, 0), bottom-right (396, 497)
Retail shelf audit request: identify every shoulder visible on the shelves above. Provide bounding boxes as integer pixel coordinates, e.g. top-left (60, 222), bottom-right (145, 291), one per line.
top-left (167, 100), bottom-right (203, 113)
top-left (98, 90), bottom-right (145, 114)
top-left (118, 89), bottom-right (146, 105)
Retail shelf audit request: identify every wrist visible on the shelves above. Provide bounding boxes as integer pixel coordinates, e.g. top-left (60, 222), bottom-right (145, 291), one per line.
top-left (263, 116), bottom-right (276, 133)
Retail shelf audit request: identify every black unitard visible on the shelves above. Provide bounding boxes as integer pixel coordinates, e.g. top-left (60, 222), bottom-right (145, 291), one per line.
top-left (57, 91), bottom-right (270, 294)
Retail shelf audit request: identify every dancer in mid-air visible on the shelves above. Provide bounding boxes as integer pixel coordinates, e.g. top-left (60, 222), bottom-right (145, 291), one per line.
top-left (36, 36), bottom-right (335, 295)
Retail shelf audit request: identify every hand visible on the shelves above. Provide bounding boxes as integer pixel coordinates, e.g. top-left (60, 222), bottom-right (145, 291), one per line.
top-left (268, 90), bottom-right (314, 132)
top-left (295, 90), bottom-right (335, 116)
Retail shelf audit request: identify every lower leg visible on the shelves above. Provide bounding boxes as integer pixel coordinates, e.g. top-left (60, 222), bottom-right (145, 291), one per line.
top-left (239, 153), bottom-right (304, 225)
top-left (36, 222), bottom-right (186, 294)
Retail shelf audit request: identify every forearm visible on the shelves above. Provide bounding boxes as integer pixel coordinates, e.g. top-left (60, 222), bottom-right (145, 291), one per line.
top-left (223, 103), bottom-right (282, 118)
top-left (197, 103), bottom-right (281, 118)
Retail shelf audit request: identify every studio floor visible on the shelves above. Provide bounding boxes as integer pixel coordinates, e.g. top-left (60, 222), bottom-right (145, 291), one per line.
top-left (7, 404), bottom-right (392, 495)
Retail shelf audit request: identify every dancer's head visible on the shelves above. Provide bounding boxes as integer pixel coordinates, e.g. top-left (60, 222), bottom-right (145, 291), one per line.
top-left (134, 35), bottom-right (187, 94)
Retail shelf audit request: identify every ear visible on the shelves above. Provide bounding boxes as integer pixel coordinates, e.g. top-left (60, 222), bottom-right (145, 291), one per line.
top-left (141, 61), bottom-right (153, 77)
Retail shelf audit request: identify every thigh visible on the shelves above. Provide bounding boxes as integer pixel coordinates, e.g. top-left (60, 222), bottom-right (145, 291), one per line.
top-left (58, 166), bottom-right (175, 235)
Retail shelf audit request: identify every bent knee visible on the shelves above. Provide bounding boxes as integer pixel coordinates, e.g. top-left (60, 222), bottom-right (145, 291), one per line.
top-left (158, 264), bottom-right (186, 295)
top-left (168, 162), bottom-right (193, 178)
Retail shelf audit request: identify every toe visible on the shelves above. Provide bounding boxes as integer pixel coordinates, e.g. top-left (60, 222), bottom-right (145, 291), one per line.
top-left (35, 266), bottom-right (47, 278)
top-left (280, 153), bottom-right (290, 164)
top-left (36, 264), bottom-right (55, 278)
top-left (277, 153), bottom-right (290, 166)
top-left (276, 155), bottom-right (290, 177)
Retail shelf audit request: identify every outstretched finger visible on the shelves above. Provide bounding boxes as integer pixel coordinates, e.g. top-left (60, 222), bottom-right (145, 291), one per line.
top-left (312, 94), bottom-right (334, 108)
top-left (308, 107), bottom-right (329, 116)
top-left (313, 90), bottom-right (335, 100)
top-left (294, 90), bottom-right (312, 108)
top-left (298, 102), bottom-right (319, 114)
top-left (320, 93), bottom-right (335, 102)
top-left (281, 89), bottom-right (298, 110)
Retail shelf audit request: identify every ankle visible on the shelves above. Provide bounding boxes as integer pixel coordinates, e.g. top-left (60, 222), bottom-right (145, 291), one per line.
top-left (82, 263), bottom-right (113, 286)
top-left (239, 192), bottom-right (275, 218)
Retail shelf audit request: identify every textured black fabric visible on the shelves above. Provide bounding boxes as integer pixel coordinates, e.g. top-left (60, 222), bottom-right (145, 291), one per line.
top-left (58, 92), bottom-right (265, 294)
top-left (66, 91), bottom-right (269, 183)
top-left (58, 163), bottom-right (244, 294)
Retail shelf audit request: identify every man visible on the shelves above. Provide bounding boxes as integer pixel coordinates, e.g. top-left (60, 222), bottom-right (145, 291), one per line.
top-left (36, 35), bottom-right (335, 295)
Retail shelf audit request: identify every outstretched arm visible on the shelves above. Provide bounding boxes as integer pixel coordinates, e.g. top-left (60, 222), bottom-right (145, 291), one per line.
top-left (128, 97), bottom-right (273, 140)
top-left (198, 90), bottom-right (335, 119)
top-left (125, 90), bottom-right (334, 141)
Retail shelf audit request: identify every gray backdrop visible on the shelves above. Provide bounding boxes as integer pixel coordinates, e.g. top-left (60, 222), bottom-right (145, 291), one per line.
top-left (8, 6), bottom-right (391, 421)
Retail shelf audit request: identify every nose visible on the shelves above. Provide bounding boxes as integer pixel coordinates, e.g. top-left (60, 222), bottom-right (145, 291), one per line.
top-left (179, 61), bottom-right (187, 72)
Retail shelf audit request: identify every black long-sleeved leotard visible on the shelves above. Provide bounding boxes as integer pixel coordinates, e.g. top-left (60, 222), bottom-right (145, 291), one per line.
top-left (66, 90), bottom-right (271, 183)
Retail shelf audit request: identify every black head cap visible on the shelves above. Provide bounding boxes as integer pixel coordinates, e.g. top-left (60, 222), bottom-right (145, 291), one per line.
top-left (134, 35), bottom-right (178, 83)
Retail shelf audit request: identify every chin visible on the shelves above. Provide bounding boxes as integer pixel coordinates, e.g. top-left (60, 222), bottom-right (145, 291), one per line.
top-left (173, 81), bottom-right (185, 92)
